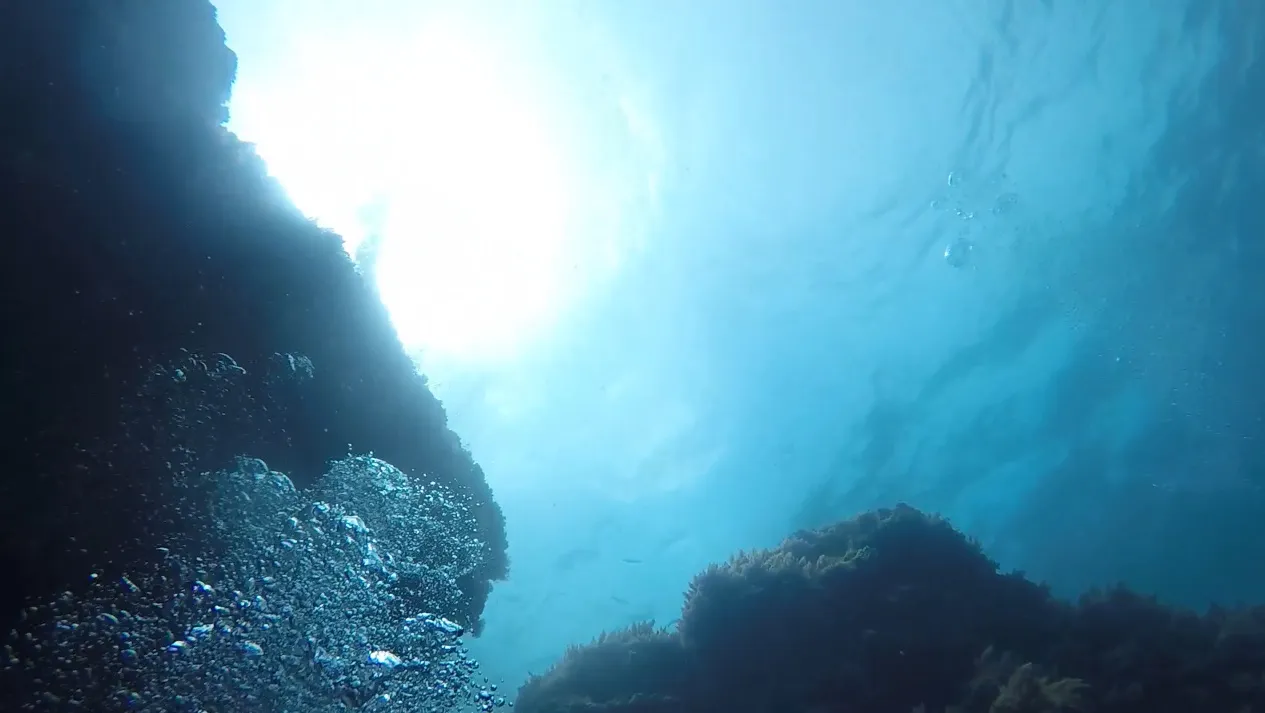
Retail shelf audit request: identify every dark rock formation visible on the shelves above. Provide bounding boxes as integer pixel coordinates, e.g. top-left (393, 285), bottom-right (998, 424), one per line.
top-left (0, 0), bottom-right (507, 633)
top-left (517, 505), bottom-right (1265, 713)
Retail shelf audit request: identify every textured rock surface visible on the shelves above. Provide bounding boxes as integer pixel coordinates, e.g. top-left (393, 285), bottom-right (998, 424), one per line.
top-left (517, 506), bottom-right (1265, 713)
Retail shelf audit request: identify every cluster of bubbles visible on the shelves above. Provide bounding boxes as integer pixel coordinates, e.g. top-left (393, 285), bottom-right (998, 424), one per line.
top-left (115, 350), bottom-right (316, 479)
top-left (932, 170), bottom-right (1021, 269)
top-left (4, 455), bottom-right (503, 712)
top-left (313, 456), bottom-right (489, 621)
top-left (2, 350), bottom-right (506, 712)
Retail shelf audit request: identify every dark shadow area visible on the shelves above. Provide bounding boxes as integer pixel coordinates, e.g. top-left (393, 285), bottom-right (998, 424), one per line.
top-left (0, 0), bottom-right (507, 633)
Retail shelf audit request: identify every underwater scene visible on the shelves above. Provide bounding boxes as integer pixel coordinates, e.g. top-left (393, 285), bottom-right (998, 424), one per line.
top-left (3, 1), bottom-right (1264, 711)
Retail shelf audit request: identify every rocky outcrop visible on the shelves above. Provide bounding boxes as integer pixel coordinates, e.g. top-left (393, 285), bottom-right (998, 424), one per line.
top-left (0, 0), bottom-right (507, 632)
top-left (517, 506), bottom-right (1265, 713)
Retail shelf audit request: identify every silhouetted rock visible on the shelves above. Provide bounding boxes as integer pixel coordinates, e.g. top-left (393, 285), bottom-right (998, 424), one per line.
top-left (0, 0), bottom-right (507, 634)
top-left (517, 505), bottom-right (1265, 713)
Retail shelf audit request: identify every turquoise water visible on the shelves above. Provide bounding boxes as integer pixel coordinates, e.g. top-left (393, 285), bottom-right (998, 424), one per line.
top-left (4, 1), bottom-right (1262, 709)
top-left (226, 0), bottom-right (1263, 689)
top-left (401, 1), bottom-right (1262, 688)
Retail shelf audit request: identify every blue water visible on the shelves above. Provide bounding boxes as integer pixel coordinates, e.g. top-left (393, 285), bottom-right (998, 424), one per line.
top-left (6, 1), bottom-right (1262, 708)
top-left (397, 1), bottom-right (1264, 688)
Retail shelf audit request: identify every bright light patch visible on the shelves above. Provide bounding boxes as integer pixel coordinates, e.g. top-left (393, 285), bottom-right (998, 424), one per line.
top-left (229, 20), bottom-right (573, 363)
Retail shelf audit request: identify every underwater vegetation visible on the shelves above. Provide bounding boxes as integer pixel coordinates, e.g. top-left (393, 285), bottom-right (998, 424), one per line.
top-left (0, 0), bottom-right (507, 643)
top-left (516, 505), bottom-right (1265, 713)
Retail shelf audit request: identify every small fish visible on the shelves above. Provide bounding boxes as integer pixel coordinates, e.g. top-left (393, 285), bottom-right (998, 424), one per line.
top-left (620, 557), bottom-right (643, 565)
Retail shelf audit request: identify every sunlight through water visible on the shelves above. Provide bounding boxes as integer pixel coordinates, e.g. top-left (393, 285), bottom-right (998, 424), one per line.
top-left (228, 18), bottom-right (575, 363)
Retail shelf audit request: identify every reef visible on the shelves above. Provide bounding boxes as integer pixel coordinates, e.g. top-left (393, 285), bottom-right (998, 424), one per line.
top-left (516, 504), bottom-right (1265, 713)
top-left (0, 0), bottom-right (507, 638)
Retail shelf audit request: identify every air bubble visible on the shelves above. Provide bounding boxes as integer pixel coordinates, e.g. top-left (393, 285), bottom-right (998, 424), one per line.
top-left (369, 650), bottom-right (403, 668)
top-left (7, 453), bottom-right (487, 712)
top-left (944, 238), bottom-right (974, 269)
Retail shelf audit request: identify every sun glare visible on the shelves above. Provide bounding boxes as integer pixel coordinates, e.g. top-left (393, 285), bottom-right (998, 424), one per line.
top-left (231, 20), bottom-right (574, 363)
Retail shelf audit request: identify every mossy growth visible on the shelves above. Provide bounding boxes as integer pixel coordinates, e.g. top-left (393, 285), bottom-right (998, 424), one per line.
top-left (951, 648), bottom-right (1086, 713)
top-left (514, 505), bottom-right (1265, 713)
top-left (514, 622), bottom-right (690, 713)
top-left (675, 505), bottom-right (1056, 713)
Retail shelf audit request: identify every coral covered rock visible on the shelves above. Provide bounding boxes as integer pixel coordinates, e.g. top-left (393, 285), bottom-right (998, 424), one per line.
top-left (678, 505), bottom-right (1057, 713)
top-left (518, 505), bottom-right (1265, 713)
top-left (516, 622), bottom-right (690, 713)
